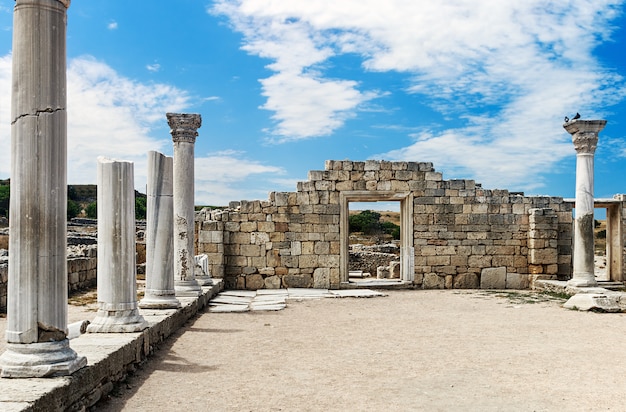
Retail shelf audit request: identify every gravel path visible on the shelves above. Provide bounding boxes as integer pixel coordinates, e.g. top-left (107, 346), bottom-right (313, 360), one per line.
top-left (95, 290), bottom-right (626, 411)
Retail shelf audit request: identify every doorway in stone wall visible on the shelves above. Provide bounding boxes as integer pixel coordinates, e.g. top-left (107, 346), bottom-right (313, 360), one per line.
top-left (569, 200), bottom-right (623, 283)
top-left (592, 202), bottom-right (623, 282)
top-left (340, 191), bottom-right (414, 285)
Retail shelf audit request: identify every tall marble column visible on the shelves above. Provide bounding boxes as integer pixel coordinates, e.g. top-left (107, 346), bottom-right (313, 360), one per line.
top-left (168, 113), bottom-right (203, 296)
top-left (139, 151), bottom-right (181, 309)
top-left (87, 158), bottom-right (148, 333)
top-left (564, 119), bottom-right (606, 287)
top-left (0, 0), bottom-right (87, 378)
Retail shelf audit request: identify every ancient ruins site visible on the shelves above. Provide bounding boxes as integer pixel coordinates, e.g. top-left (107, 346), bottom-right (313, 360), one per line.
top-left (1, 0), bottom-right (626, 411)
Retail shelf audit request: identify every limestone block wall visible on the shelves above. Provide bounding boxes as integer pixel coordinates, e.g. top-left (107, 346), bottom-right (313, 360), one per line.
top-left (67, 245), bottom-right (98, 293)
top-left (196, 160), bottom-right (573, 290)
top-left (1, 246), bottom-right (98, 313)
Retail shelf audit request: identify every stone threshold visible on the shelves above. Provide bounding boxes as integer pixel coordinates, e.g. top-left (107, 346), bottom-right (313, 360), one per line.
top-left (0, 281), bottom-right (223, 412)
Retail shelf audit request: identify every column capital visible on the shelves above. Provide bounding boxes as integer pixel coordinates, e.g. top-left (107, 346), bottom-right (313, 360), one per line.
top-left (563, 119), bottom-right (606, 154)
top-left (57, 0), bottom-right (70, 8)
top-left (167, 113), bottom-right (201, 144)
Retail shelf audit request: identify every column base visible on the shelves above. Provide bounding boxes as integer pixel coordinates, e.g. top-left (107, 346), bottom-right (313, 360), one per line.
top-left (175, 279), bottom-right (202, 297)
top-left (195, 275), bottom-right (214, 286)
top-left (567, 275), bottom-right (598, 288)
top-left (0, 340), bottom-right (87, 378)
top-left (87, 308), bottom-right (149, 333)
top-left (139, 290), bottom-right (181, 309)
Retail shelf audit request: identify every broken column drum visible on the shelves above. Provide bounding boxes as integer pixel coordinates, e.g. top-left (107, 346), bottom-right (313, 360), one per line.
top-left (87, 158), bottom-right (148, 333)
top-left (139, 151), bottom-right (181, 309)
top-left (168, 113), bottom-right (204, 296)
top-left (564, 119), bottom-right (607, 287)
top-left (0, 0), bottom-right (87, 378)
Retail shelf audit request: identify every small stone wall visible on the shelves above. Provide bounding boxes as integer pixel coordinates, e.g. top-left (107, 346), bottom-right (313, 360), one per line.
top-left (0, 245), bottom-right (98, 313)
top-left (67, 245), bottom-right (98, 293)
top-left (196, 160), bottom-right (576, 290)
top-left (349, 251), bottom-right (398, 276)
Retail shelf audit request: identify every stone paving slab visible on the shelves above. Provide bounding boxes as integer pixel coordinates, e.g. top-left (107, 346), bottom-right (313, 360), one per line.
top-left (208, 288), bottom-right (384, 313)
top-left (250, 302), bottom-right (286, 311)
top-left (208, 304), bottom-right (250, 313)
top-left (256, 289), bottom-right (289, 296)
top-left (330, 289), bottom-right (386, 298)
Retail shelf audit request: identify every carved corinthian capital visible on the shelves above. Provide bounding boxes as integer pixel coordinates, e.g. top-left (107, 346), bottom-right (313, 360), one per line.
top-left (167, 113), bottom-right (202, 144)
top-left (572, 132), bottom-right (598, 154)
top-left (563, 119), bottom-right (606, 155)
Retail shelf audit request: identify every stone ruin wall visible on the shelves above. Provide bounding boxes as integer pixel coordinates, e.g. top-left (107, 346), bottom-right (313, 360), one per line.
top-left (195, 160), bottom-right (576, 290)
top-left (0, 244), bottom-right (98, 313)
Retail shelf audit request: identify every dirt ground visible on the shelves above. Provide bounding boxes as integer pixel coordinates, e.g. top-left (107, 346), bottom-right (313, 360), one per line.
top-left (93, 290), bottom-right (626, 412)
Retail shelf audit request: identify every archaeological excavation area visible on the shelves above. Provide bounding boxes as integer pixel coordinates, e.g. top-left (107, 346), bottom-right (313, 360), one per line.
top-left (1, 0), bottom-right (626, 410)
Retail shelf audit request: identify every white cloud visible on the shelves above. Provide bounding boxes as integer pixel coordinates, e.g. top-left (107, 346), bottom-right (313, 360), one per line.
top-left (194, 150), bottom-right (286, 205)
top-left (107, 20), bottom-right (118, 30)
top-left (0, 54), bottom-right (289, 205)
top-left (212, 0), bottom-right (625, 191)
top-left (146, 63), bottom-right (160, 72)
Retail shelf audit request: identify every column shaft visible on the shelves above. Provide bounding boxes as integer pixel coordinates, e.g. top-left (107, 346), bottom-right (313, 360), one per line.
top-left (168, 113), bottom-right (202, 297)
top-left (1, 0), bottom-right (86, 378)
top-left (139, 151), bottom-right (180, 309)
top-left (564, 119), bottom-right (606, 288)
top-left (87, 158), bottom-right (147, 333)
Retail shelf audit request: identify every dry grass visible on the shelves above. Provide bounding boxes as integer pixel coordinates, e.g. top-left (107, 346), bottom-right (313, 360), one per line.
top-left (0, 234), bottom-right (8, 250)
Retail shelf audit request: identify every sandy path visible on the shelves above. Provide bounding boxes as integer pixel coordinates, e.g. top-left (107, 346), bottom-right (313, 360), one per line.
top-left (95, 290), bottom-right (626, 412)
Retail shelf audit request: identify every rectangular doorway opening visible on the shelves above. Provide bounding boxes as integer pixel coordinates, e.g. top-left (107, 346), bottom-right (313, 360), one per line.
top-left (340, 191), bottom-right (414, 286)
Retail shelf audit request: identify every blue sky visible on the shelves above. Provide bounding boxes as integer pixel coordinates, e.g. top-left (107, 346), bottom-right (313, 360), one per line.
top-left (0, 0), bottom-right (625, 208)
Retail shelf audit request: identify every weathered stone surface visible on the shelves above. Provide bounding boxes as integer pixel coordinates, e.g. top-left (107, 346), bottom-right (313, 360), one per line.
top-left (245, 274), bottom-right (264, 290)
top-left (563, 292), bottom-right (621, 312)
top-left (480, 267), bottom-right (506, 289)
top-left (423, 273), bottom-right (445, 289)
top-left (283, 274), bottom-right (313, 288)
top-left (453, 273), bottom-right (479, 289)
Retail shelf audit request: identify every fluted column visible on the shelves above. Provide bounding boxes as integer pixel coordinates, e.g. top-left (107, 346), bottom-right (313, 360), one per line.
top-left (0, 0), bottom-right (86, 378)
top-left (87, 158), bottom-right (148, 333)
top-left (564, 119), bottom-right (606, 287)
top-left (168, 113), bottom-right (203, 296)
top-left (139, 151), bottom-right (181, 309)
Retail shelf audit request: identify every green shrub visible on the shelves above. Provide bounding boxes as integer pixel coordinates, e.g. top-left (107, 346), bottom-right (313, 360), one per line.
top-left (67, 199), bottom-right (80, 220)
top-left (86, 201), bottom-right (97, 218)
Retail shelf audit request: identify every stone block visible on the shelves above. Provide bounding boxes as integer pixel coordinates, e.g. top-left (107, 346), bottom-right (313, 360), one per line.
top-left (264, 275), bottom-right (281, 289)
top-left (313, 268), bottom-right (330, 288)
top-left (283, 273), bottom-right (313, 288)
top-left (480, 267), bottom-right (506, 289)
top-left (505, 273), bottom-right (529, 289)
top-left (423, 273), bottom-right (445, 289)
top-left (529, 248), bottom-right (557, 264)
top-left (453, 273), bottom-right (479, 288)
top-left (245, 274), bottom-right (264, 290)
top-left (299, 255), bottom-right (319, 268)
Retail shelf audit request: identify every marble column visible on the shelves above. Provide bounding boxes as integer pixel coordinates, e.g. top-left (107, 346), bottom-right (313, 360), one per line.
top-left (87, 158), bottom-right (148, 333)
top-left (139, 151), bottom-right (181, 309)
top-left (168, 113), bottom-right (203, 296)
top-left (564, 119), bottom-right (607, 287)
top-left (0, 0), bottom-right (87, 378)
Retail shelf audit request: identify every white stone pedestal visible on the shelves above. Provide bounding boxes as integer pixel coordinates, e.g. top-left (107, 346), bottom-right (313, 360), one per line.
top-left (87, 158), bottom-right (148, 333)
top-left (195, 254), bottom-right (214, 286)
top-left (139, 151), bottom-right (181, 309)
